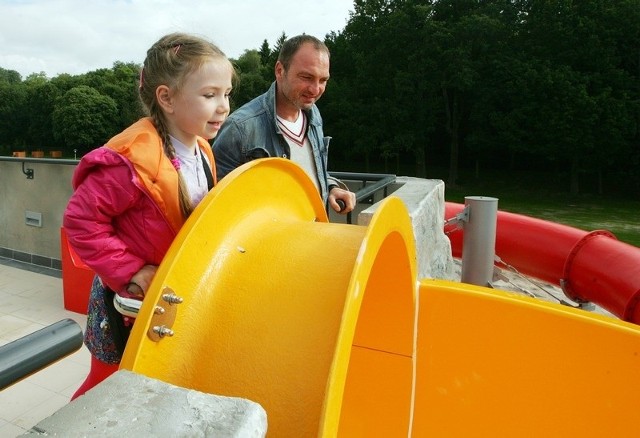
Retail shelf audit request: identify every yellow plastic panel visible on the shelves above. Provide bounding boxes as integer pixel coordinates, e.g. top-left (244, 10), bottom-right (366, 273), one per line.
top-left (320, 197), bottom-right (417, 437)
top-left (121, 159), bottom-right (360, 437)
top-left (121, 159), bottom-right (417, 437)
top-left (413, 279), bottom-right (640, 437)
top-left (337, 346), bottom-right (413, 437)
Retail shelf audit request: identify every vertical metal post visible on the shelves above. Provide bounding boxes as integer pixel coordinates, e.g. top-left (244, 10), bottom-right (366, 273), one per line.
top-left (461, 196), bottom-right (498, 286)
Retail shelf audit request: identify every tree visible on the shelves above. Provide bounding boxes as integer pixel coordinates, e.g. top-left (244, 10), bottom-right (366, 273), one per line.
top-left (258, 40), bottom-right (272, 66)
top-left (20, 72), bottom-right (83, 151)
top-left (258, 36), bottom-right (280, 79)
top-left (426, 0), bottom-right (513, 186)
top-left (273, 32), bottom-right (287, 57)
top-left (81, 62), bottom-right (141, 131)
top-left (324, 0), bottom-right (399, 172)
top-left (499, 0), bottom-right (640, 194)
top-left (52, 85), bottom-right (118, 155)
top-left (23, 79), bottom-right (62, 150)
top-left (231, 50), bottom-right (271, 109)
top-left (0, 67), bottom-right (22, 84)
top-left (0, 82), bottom-right (27, 150)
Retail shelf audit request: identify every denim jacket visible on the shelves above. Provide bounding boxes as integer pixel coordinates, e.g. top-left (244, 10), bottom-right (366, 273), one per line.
top-left (213, 81), bottom-right (341, 205)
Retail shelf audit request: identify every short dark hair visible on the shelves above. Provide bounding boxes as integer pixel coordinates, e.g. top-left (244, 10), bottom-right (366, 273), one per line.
top-left (277, 34), bottom-right (330, 71)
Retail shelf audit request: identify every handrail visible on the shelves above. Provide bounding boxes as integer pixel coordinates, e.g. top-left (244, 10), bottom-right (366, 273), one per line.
top-left (329, 171), bottom-right (397, 224)
top-left (1, 156), bottom-right (79, 180)
top-left (0, 318), bottom-right (83, 390)
top-left (0, 156), bottom-right (79, 165)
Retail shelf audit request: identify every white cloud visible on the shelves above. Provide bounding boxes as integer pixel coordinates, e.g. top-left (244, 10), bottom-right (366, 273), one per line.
top-left (0, 0), bottom-right (353, 78)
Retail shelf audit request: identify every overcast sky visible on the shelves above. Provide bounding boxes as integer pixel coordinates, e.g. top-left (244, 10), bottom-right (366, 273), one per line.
top-left (0, 0), bottom-right (354, 79)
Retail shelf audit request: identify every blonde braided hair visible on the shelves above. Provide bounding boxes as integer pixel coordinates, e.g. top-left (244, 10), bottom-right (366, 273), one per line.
top-left (139, 32), bottom-right (230, 218)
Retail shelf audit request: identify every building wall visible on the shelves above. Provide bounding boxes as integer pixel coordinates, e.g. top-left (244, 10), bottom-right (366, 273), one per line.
top-left (0, 159), bottom-right (76, 268)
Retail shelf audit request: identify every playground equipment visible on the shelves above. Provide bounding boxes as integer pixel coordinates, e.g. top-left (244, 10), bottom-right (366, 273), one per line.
top-left (112, 158), bottom-right (640, 436)
top-left (445, 202), bottom-right (640, 323)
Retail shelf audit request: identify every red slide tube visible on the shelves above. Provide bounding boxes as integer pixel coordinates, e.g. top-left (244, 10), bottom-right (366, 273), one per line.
top-left (444, 202), bottom-right (640, 323)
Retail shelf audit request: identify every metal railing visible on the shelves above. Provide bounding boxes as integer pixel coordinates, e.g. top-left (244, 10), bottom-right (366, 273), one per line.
top-left (0, 156), bottom-right (78, 180)
top-left (329, 172), bottom-right (397, 224)
top-left (0, 318), bottom-right (83, 390)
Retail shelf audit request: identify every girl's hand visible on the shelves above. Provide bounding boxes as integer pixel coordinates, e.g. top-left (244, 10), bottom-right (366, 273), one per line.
top-left (127, 264), bottom-right (158, 297)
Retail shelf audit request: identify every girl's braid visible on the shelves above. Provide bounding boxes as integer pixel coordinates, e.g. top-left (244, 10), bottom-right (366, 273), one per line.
top-left (151, 114), bottom-right (194, 218)
top-left (138, 33), bottom-right (229, 219)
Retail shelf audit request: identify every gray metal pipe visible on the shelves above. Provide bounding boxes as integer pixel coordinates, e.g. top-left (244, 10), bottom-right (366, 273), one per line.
top-left (0, 318), bottom-right (83, 390)
top-left (461, 196), bottom-right (499, 286)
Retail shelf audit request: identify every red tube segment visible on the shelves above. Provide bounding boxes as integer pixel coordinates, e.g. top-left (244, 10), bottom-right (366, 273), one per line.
top-left (444, 202), bottom-right (640, 323)
top-left (562, 230), bottom-right (640, 322)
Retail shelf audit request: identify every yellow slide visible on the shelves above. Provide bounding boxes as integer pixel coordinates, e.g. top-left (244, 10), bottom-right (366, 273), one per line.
top-left (413, 280), bottom-right (640, 437)
top-left (121, 158), bottom-right (640, 437)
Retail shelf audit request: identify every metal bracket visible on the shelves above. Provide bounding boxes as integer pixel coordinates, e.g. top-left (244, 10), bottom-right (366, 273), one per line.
top-left (444, 205), bottom-right (470, 232)
top-left (559, 279), bottom-right (595, 310)
top-left (22, 162), bottom-right (34, 179)
top-left (147, 286), bottom-right (184, 342)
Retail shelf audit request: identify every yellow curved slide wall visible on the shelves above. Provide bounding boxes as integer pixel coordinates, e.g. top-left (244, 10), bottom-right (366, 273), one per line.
top-left (121, 158), bottom-right (640, 437)
top-left (121, 159), bottom-right (417, 437)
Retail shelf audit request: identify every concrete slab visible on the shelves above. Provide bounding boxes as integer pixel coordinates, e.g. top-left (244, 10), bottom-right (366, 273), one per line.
top-left (20, 370), bottom-right (267, 437)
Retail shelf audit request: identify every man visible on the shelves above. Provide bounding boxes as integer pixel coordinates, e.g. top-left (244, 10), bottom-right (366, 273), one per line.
top-left (213, 34), bottom-right (356, 214)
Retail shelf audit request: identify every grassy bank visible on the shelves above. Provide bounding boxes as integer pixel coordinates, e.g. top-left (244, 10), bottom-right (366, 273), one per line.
top-left (444, 173), bottom-right (640, 248)
top-left (333, 160), bottom-right (640, 247)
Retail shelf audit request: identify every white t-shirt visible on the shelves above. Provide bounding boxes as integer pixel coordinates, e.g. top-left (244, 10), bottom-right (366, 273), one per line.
top-left (170, 135), bottom-right (211, 207)
top-left (277, 111), bottom-right (320, 191)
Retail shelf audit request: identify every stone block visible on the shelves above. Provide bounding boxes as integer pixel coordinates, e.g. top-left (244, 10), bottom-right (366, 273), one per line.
top-left (21, 370), bottom-right (267, 437)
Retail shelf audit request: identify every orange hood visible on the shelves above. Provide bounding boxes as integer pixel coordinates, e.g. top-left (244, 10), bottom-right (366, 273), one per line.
top-left (105, 117), bottom-right (215, 233)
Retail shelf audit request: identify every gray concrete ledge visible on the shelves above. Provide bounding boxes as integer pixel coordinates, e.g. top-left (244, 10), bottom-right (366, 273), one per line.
top-left (21, 370), bottom-right (267, 437)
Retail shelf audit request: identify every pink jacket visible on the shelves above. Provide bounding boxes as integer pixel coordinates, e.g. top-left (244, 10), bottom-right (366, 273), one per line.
top-left (63, 118), bottom-right (215, 296)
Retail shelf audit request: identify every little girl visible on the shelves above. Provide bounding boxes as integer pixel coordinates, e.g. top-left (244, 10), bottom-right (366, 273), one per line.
top-left (63, 32), bottom-right (234, 398)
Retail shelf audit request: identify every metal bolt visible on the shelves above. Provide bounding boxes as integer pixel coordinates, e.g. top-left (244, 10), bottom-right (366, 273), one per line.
top-left (162, 293), bottom-right (183, 304)
top-left (153, 306), bottom-right (165, 315)
top-left (152, 325), bottom-right (174, 338)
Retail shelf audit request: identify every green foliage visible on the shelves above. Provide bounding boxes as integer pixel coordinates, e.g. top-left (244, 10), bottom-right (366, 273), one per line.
top-left (0, 82), bottom-right (27, 149)
top-left (0, 0), bottom-right (638, 198)
top-left (25, 78), bottom-right (73, 151)
top-left (231, 50), bottom-right (271, 110)
top-left (321, 0), bottom-right (640, 196)
top-left (0, 61), bottom-right (141, 155)
top-left (52, 85), bottom-right (118, 155)
top-left (80, 61), bottom-right (142, 131)
top-left (0, 67), bottom-right (22, 84)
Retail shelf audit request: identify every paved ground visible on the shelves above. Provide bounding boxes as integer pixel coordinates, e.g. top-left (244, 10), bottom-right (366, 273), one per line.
top-left (0, 258), bottom-right (89, 436)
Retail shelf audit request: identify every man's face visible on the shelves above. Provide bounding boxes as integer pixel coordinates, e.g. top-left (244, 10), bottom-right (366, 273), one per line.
top-left (276, 43), bottom-right (330, 111)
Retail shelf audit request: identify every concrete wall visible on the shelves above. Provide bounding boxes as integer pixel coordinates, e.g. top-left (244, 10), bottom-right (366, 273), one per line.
top-left (0, 159), bottom-right (76, 267)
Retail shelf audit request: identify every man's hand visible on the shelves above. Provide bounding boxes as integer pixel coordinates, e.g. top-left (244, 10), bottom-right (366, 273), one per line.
top-left (329, 187), bottom-right (356, 214)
